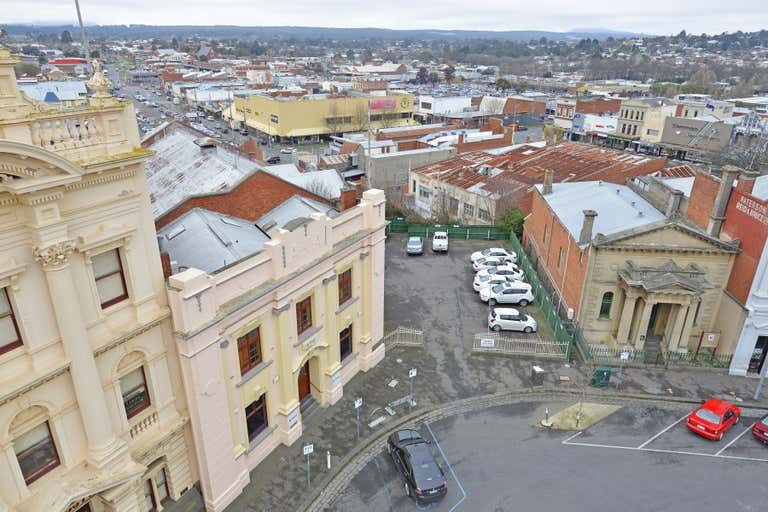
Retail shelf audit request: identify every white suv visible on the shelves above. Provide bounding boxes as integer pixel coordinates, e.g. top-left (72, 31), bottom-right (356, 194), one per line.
top-left (470, 247), bottom-right (517, 264)
top-left (472, 256), bottom-right (513, 272)
top-left (432, 231), bottom-right (448, 252)
top-left (488, 308), bottom-right (537, 333)
top-left (479, 281), bottom-right (534, 306)
top-left (473, 266), bottom-right (524, 291)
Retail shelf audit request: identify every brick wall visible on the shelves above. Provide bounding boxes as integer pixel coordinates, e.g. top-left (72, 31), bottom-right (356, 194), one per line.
top-left (721, 189), bottom-right (768, 304)
top-left (686, 173), bottom-right (720, 229)
top-left (456, 131), bottom-right (513, 153)
top-left (504, 98), bottom-right (546, 116)
top-left (155, 171), bottom-right (332, 229)
top-left (576, 98), bottom-right (622, 116)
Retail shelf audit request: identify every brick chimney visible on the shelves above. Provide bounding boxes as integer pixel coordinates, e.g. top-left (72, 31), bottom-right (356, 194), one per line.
top-left (338, 187), bottom-right (357, 211)
top-left (542, 169), bottom-right (554, 195)
top-left (160, 251), bottom-right (173, 278)
top-left (707, 165), bottom-right (740, 237)
top-left (578, 210), bottom-right (598, 245)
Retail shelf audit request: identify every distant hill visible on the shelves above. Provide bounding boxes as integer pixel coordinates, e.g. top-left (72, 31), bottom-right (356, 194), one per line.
top-left (0, 23), bottom-right (648, 42)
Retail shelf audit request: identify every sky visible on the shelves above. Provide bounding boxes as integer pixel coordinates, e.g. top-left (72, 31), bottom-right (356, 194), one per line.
top-left (5, 0), bottom-right (768, 36)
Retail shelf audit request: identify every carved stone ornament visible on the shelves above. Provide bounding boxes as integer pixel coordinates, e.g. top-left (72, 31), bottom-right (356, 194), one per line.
top-left (86, 59), bottom-right (113, 99)
top-left (33, 240), bottom-right (76, 268)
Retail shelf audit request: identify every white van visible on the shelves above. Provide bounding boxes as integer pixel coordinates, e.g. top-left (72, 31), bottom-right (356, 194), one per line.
top-left (432, 231), bottom-right (448, 253)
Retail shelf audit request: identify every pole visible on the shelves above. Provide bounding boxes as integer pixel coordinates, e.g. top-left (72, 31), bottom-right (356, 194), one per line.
top-left (409, 375), bottom-right (414, 408)
top-left (74, 0), bottom-right (89, 61)
top-left (356, 405), bottom-right (360, 440)
top-left (326, 450), bottom-right (331, 470)
top-left (755, 357), bottom-right (768, 400)
top-left (306, 453), bottom-right (311, 487)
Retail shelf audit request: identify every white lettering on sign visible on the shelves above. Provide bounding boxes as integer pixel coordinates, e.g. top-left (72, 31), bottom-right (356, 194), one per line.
top-left (303, 444), bottom-right (314, 455)
top-left (735, 195), bottom-right (768, 226)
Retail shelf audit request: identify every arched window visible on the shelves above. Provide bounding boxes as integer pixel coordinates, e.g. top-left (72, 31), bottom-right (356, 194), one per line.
top-left (599, 292), bottom-right (614, 319)
top-left (10, 406), bottom-right (61, 485)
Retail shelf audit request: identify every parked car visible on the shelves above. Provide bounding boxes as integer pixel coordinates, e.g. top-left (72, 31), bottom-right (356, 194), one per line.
top-left (473, 274), bottom-right (510, 292)
top-left (473, 255), bottom-right (514, 272)
top-left (432, 231), bottom-right (448, 252)
top-left (473, 267), bottom-right (523, 291)
top-left (406, 236), bottom-right (424, 255)
top-left (488, 307), bottom-right (537, 333)
top-left (280, 147), bottom-right (295, 154)
top-left (480, 281), bottom-right (534, 306)
top-left (752, 414), bottom-right (768, 444)
top-left (387, 429), bottom-right (447, 506)
top-left (266, 156), bottom-right (281, 164)
top-left (686, 398), bottom-right (741, 441)
top-left (240, 129), bottom-right (249, 136)
top-left (470, 247), bottom-right (517, 264)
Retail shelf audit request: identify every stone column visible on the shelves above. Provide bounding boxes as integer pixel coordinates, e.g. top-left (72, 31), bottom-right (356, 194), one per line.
top-left (633, 299), bottom-right (655, 350)
top-left (679, 299), bottom-right (698, 352)
top-left (667, 303), bottom-right (689, 352)
top-left (1, 440), bottom-right (29, 501)
top-left (34, 241), bottom-right (123, 468)
top-left (616, 292), bottom-right (639, 345)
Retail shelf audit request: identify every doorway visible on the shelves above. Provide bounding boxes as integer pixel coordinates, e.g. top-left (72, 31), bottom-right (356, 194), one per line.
top-left (298, 361), bottom-right (311, 401)
top-left (749, 336), bottom-right (768, 374)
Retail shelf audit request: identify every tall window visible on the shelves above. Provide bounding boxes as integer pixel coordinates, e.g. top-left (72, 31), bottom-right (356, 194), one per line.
top-left (120, 367), bottom-right (151, 419)
top-left (478, 209), bottom-right (491, 222)
top-left (296, 297), bottom-right (312, 335)
top-left (237, 327), bottom-right (262, 375)
top-left (338, 269), bottom-right (352, 305)
top-left (93, 249), bottom-right (128, 309)
top-left (340, 325), bottom-right (353, 361)
top-left (154, 468), bottom-right (170, 505)
top-left (557, 247), bottom-right (565, 271)
top-left (542, 224), bottom-right (548, 244)
top-left (599, 292), bottom-right (614, 319)
top-left (143, 479), bottom-right (157, 512)
top-left (0, 287), bottom-right (22, 355)
top-left (14, 422), bottom-right (60, 485)
top-left (463, 204), bottom-right (474, 218)
top-left (245, 395), bottom-right (268, 441)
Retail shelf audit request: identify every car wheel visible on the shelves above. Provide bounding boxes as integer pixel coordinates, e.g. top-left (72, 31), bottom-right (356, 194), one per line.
top-left (524, 327), bottom-right (533, 334)
top-left (489, 299), bottom-right (497, 306)
top-left (519, 299), bottom-right (529, 307)
top-left (493, 325), bottom-right (501, 332)
top-left (405, 482), bottom-right (411, 497)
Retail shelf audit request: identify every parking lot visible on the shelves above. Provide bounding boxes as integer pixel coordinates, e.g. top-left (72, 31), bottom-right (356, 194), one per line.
top-left (332, 400), bottom-right (768, 511)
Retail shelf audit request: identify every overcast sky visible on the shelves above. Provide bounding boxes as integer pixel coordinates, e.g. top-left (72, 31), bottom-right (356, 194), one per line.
top-left (6, 0), bottom-right (768, 36)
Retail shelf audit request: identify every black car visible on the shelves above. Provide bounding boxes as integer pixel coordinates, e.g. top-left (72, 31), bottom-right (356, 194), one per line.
top-left (387, 429), bottom-right (447, 505)
top-left (266, 156), bottom-right (281, 164)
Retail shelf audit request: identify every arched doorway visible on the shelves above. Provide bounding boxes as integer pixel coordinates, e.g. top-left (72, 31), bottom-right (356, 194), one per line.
top-left (298, 360), bottom-right (311, 402)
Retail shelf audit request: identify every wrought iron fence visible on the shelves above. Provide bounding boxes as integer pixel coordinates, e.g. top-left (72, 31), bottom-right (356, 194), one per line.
top-left (586, 344), bottom-right (733, 368)
top-left (472, 332), bottom-right (567, 360)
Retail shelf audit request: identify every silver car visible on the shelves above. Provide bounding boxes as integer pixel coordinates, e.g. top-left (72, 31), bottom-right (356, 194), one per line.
top-left (479, 281), bottom-right (535, 306)
top-left (488, 307), bottom-right (537, 333)
top-left (406, 236), bottom-right (424, 255)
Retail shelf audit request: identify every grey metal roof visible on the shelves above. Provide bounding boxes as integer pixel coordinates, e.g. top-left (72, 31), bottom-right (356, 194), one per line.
top-left (158, 208), bottom-right (270, 273)
top-left (19, 81), bottom-right (87, 102)
top-left (255, 195), bottom-right (338, 233)
top-left (536, 181), bottom-right (665, 246)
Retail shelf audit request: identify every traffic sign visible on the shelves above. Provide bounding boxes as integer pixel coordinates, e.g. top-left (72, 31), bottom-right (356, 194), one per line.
top-left (354, 397), bottom-right (363, 409)
top-left (409, 368), bottom-right (418, 378)
top-left (303, 444), bottom-right (314, 456)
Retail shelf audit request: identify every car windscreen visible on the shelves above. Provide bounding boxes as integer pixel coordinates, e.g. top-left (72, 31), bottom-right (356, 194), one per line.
top-left (481, 249), bottom-right (491, 256)
top-left (761, 416), bottom-right (768, 427)
top-left (694, 408), bottom-right (721, 424)
top-left (406, 444), bottom-right (442, 489)
top-left (478, 274), bottom-right (490, 282)
top-left (407, 239), bottom-right (421, 246)
top-left (491, 284), bottom-right (506, 293)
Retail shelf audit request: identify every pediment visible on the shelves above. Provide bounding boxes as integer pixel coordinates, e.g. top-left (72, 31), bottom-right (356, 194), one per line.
top-left (596, 222), bottom-right (738, 253)
top-left (0, 140), bottom-right (82, 194)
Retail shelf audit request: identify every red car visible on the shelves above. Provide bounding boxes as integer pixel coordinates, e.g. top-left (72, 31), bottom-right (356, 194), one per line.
top-left (752, 414), bottom-right (768, 444)
top-left (686, 398), bottom-right (741, 441)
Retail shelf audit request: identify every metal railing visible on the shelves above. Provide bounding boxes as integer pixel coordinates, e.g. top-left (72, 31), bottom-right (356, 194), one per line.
top-left (382, 326), bottom-right (424, 348)
top-left (472, 332), bottom-right (567, 360)
top-left (386, 218), bottom-right (513, 240)
top-left (587, 344), bottom-right (733, 368)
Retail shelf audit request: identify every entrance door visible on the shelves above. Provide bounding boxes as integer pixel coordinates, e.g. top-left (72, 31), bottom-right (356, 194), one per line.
top-left (75, 504), bottom-right (92, 512)
top-left (298, 361), bottom-right (311, 401)
top-left (749, 336), bottom-right (768, 374)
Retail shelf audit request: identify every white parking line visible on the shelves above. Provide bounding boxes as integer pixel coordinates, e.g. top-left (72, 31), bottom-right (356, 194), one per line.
top-left (426, 422), bottom-right (467, 512)
top-left (637, 413), bottom-right (689, 448)
top-left (715, 423), bottom-right (755, 456)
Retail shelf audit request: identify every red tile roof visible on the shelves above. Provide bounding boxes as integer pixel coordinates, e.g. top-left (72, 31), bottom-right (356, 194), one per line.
top-left (655, 165), bottom-right (698, 178)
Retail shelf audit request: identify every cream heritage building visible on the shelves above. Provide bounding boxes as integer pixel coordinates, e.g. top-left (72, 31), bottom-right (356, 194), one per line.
top-left (0, 49), bottom-right (197, 512)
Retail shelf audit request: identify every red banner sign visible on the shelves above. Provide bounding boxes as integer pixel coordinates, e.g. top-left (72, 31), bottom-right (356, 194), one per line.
top-left (369, 98), bottom-right (397, 110)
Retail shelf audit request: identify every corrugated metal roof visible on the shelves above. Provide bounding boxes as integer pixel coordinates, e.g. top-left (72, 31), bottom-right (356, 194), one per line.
top-left (19, 81), bottom-right (87, 102)
top-left (264, 164), bottom-right (345, 200)
top-left (255, 195), bottom-right (338, 233)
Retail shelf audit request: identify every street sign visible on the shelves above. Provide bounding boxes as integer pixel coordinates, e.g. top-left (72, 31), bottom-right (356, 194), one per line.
top-left (620, 351), bottom-right (630, 361)
top-left (409, 368), bottom-right (418, 378)
top-left (303, 444), bottom-right (314, 456)
top-left (480, 338), bottom-right (496, 348)
top-left (354, 397), bottom-right (363, 409)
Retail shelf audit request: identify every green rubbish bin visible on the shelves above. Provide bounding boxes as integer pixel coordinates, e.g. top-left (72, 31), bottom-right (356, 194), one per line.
top-left (590, 366), bottom-right (611, 388)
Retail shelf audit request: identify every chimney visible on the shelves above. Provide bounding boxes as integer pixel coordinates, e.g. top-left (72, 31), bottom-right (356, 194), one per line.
top-left (160, 251), bottom-right (173, 279)
top-left (578, 210), bottom-right (598, 245)
top-left (542, 169), bottom-right (554, 195)
top-left (666, 189), bottom-right (684, 218)
top-left (707, 165), bottom-right (740, 237)
top-left (458, 133), bottom-right (465, 145)
top-left (338, 187), bottom-right (358, 211)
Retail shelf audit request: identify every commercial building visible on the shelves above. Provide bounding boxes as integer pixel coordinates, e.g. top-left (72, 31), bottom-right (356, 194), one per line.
top-left (0, 49), bottom-right (197, 512)
top-left (613, 98), bottom-right (676, 145)
top-left (554, 97), bottom-right (621, 131)
top-left (162, 189), bottom-right (387, 511)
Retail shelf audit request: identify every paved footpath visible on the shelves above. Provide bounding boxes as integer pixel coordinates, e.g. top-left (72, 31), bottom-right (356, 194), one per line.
top-left (224, 237), bottom-right (768, 512)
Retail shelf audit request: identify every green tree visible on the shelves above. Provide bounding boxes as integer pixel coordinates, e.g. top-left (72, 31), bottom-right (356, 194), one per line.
top-left (427, 71), bottom-right (440, 84)
top-left (345, 49), bottom-right (355, 61)
top-left (60, 30), bottom-right (73, 44)
top-left (14, 62), bottom-right (40, 76)
top-left (416, 66), bottom-right (429, 84)
top-left (497, 207), bottom-right (525, 236)
top-left (443, 65), bottom-right (455, 83)
top-left (495, 77), bottom-right (512, 91)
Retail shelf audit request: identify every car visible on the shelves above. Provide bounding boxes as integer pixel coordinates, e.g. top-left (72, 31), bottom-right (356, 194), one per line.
top-left (473, 266), bottom-right (524, 291)
top-left (280, 147), bottom-right (295, 154)
top-left (488, 307), bottom-right (537, 333)
top-left (472, 255), bottom-right (514, 272)
top-left (479, 281), bottom-right (534, 306)
top-left (432, 231), bottom-right (448, 252)
top-left (752, 414), bottom-right (768, 444)
top-left (686, 398), bottom-right (741, 441)
top-left (470, 247), bottom-right (517, 264)
top-left (265, 156), bottom-right (281, 164)
top-left (406, 236), bottom-right (424, 255)
top-left (240, 129), bottom-right (249, 136)
top-left (387, 429), bottom-right (447, 506)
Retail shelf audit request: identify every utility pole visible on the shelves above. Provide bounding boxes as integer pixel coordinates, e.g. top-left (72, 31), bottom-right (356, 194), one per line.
top-left (74, 0), bottom-right (90, 61)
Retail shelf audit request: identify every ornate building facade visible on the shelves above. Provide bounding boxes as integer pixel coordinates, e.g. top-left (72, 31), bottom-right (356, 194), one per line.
top-left (0, 49), bottom-right (196, 512)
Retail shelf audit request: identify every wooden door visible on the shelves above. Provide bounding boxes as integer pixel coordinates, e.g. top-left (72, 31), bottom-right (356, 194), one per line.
top-left (298, 361), bottom-right (311, 401)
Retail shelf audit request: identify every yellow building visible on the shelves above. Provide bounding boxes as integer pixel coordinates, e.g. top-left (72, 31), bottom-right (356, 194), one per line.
top-left (226, 92), bottom-right (415, 142)
top-left (0, 49), bottom-right (197, 512)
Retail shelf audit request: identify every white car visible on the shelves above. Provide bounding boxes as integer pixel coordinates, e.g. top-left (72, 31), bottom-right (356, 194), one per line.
top-left (488, 307), bottom-right (537, 333)
top-left (473, 266), bottom-right (524, 291)
top-left (432, 231), bottom-right (448, 252)
top-left (473, 274), bottom-right (510, 292)
top-left (479, 281), bottom-right (534, 306)
top-left (472, 256), bottom-right (513, 272)
top-left (470, 247), bottom-right (517, 264)
top-left (280, 147), bottom-right (295, 154)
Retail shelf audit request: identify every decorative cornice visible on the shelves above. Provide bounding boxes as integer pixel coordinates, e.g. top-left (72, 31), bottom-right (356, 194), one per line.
top-left (272, 303), bottom-right (291, 315)
top-left (94, 311), bottom-right (170, 357)
top-left (0, 363), bottom-right (70, 407)
top-left (19, 190), bottom-right (64, 206)
top-left (33, 240), bottom-right (76, 269)
top-left (65, 167), bottom-right (137, 191)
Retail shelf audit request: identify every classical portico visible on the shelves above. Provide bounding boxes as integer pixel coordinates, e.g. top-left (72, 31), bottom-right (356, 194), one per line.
top-left (614, 261), bottom-right (708, 352)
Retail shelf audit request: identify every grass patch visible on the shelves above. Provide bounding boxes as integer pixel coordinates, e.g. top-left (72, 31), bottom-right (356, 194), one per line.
top-left (544, 402), bottom-right (622, 430)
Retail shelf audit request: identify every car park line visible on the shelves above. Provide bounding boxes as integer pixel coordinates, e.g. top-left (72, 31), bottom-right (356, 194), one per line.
top-left (562, 431), bottom-right (768, 463)
top-left (426, 422), bottom-right (467, 512)
top-left (715, 423), bottom-right (755, 456)
top-left (637, 413), bottom-right (689, 448)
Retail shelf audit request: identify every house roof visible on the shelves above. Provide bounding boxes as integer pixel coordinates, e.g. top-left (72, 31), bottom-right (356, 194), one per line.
top-left (19, 81), bottom-right (87, 102)
top-left (157, 208), bottom-right (270, 273)
top-left (255, 195), bottom-right (338, 233)
top-left (264, 164), bottom-right (345, 200)
top-left (655, 165), bottom-right (697, 178)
